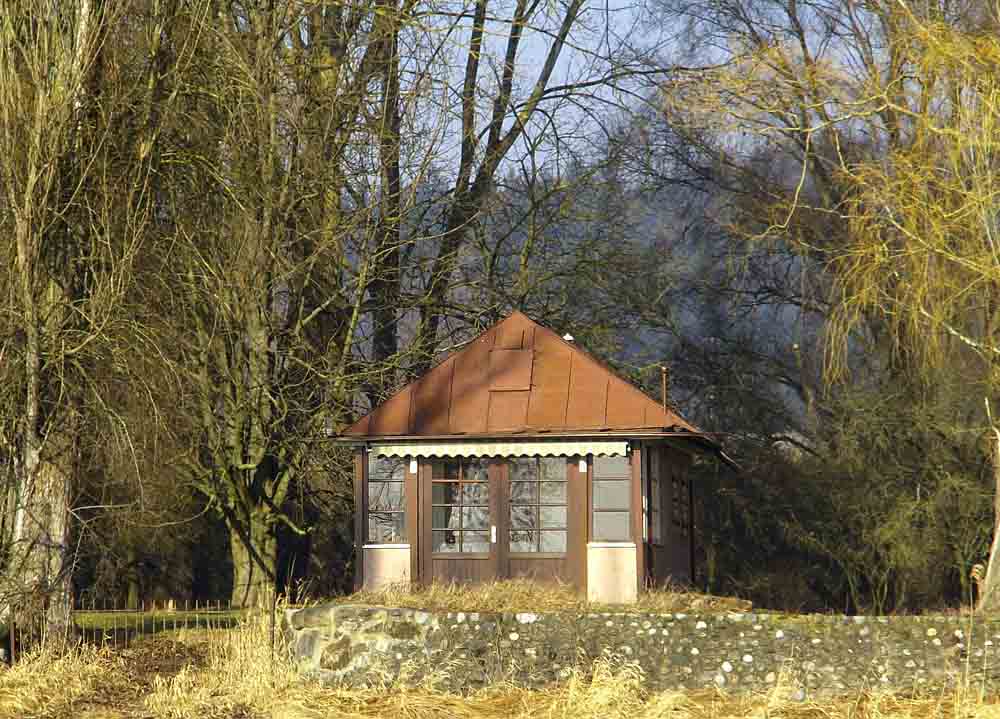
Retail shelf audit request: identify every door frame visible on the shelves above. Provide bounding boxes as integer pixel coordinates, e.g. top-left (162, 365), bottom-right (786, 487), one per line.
top-left (415, 456), bottom-right (581, 586)
top-left (417, 457), bottom-right (507, 584)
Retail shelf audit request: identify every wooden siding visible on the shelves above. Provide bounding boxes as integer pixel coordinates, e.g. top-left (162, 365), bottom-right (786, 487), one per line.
top-left (644, 444), bottom-right (695, 585)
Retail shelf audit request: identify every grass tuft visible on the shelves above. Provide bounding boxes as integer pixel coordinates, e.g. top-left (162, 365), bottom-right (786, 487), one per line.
top-left (0, 644), bottom-right (129, 719)
top-left (335, 579), bottom-right (753, 614)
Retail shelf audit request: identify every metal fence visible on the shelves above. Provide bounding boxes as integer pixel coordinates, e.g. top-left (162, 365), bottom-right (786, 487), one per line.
top-left (71, 598), bottom-right (243, 650)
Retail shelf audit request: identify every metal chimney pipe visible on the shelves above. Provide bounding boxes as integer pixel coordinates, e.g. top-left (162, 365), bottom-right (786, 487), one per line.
top-left (660, 365), bottom-right (670, 410)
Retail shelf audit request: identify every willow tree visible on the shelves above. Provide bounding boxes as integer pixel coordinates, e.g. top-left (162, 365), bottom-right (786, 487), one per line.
top-left (0, 0), bottom-right (196, 640)
top-left (661, 0), bottom-right (1000, 607)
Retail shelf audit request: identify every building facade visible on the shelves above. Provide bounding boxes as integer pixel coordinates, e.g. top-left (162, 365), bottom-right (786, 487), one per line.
top-left (341, 312), bottom-right (722, 603)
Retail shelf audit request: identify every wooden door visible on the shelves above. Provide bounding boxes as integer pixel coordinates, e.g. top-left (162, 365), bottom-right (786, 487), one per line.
top-left (420, 458), bottom-right (502, 584)
top-left (417, 456), bottom-right (580, 587)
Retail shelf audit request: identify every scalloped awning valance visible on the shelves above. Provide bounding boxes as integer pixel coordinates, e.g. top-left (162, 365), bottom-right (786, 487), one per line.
top-left (369, 440), bottom-right (629, 459)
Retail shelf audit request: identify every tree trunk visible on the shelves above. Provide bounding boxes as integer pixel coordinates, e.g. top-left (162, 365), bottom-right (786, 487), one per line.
top-left (8, 422), bottom-right (76, 647)
top-left (228, 517), bottom-right (276, 609)
top-left (978, 423), bottom-right (1000, 612)
top-left (126, 547), bottom-right (140, 610)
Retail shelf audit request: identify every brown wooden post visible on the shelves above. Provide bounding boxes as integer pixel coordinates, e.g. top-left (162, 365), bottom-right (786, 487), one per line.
top-left (405, 456), bottom-right (419, 586)
top-left (420, 461), bottom-right (433, 583)
top-left (567, 456), bottom-right (587, 592)
top-left (353, 448), bottom-right (366, 592)
top-left (630, 443), bottom-right (645, 595)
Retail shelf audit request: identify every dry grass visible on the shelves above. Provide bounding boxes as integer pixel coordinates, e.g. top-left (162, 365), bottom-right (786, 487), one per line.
top-left (335, 579), bottom-right (753, 614)
top-left (5, 607), bottom-right (1000, 719)
top-left (0, 644), bottom-right (131, 719)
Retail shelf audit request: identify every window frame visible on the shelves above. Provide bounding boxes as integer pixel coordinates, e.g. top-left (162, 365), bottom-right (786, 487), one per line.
top-left (591, 454), bottom-right (632, 542)
top-left (649, 450), bottom-right (664, 546)
top-left (430, 458), bottom-right (491, 556)
top-left (671, 470), bottom-right (690, 538)
top-left (366, 455), bottom-right (407, 545)
top-left (507, 456), bottom-right (569, 556)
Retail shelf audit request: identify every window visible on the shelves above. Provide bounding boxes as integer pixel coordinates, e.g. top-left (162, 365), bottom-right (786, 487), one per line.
top-left (650, 452), bottom-right (663, 545)
top-left (672, 472), bottom-right (690, 537)
top-left (509, 457), bottom-right (567, 553)
top-left (592, 454), bottom-right (631, 541)
top-left (368, 456), bottom-right (405, 543)
top-left (431, 459), bottom-right (490, 553)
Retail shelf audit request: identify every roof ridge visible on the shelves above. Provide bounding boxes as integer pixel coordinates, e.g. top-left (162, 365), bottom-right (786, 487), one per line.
top-left (343, 311), bottom-right (703, 438)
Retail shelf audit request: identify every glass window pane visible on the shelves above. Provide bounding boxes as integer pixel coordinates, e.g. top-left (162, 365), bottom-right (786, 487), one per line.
top-left (463, 459), bottom-right (489, 482)
top-left (510, 530), bottom-right (537, 553)
top-left (432, 506), bottom-right (458, 530)
top-left (509, 458), bottom-right (538, 483)
top-left (369, 456), bottom-right (405, 481)
top-left (510, 505), bottom-right (536, 530)
top-left (462, 506), bottom-right (489, 530)
top-left (462, 531), bottom-right (490, 553)
top-left (594, 455), bottom-right (629, 479)
top-left (433, 530), bottom-right (459, 552)
top-left (369, 481), bottom-right (404, 511)
top-left (539, 458), bottom-right (565, 481)
top-left (432, 482), bottom-right (459, 505)
top-left (461, 482), bottom-right (488, 505)
top-left (540, 530), bottom-right (567, 552)
top-left (593, 480), bottom-right (630, 510)
top-left (434, 460), bottom-right (460, 479)
top-left (593, 511), bottom-right (631, 541)
top-left (510, 481), bottom-right (538, 504)
top-left (539, 481), bottom-right (566, 504)
top-left (369, 513), bottom-right (405, 543)
top-left (540, 506), bottom-right (567, 529)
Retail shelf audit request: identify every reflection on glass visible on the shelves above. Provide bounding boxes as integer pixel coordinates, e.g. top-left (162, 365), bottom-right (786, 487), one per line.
top-left (433, 482), bottom-right (458, 504)
top-left (540, 530), bottom-right (567, 552)
top-left (369, 457), bottom-right (406, 480)
top-left (510, 505), bottom-right (536, 530)
top-left (507, 457), bottom-right (568, 553)
top-left (463, 531), bottom-right (490, 553)
top-left (539, 482), bottom-right (566, 504)
top-left (462, 506), bottom-right (489, 530)
top-left (369, 513), bottom-right (405, 544)
top-left (432, 506), bottom-right (457, 530)
top-left (510, 530), bottom-right (536, 553)
top-left (464, 460), bottom-right (489, 482)
top-left (540, 506), bottom-right (566, 529)
top-left (510, 481), bottom-right (538, 504)
top-left (461, 482), bottom-right (488, 505)
top-left (432, 530), bottom-right (459, 552)
top-left (509, 458), bottom-right (536, 483)
top-left (539, 458), bottom-right (565, 481)
top-left (370, 481), bottom-right (404, 511)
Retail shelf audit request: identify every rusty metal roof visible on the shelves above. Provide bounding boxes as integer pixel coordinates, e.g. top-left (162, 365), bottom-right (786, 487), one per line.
top-left (343, 311), bottom-right (706, 440)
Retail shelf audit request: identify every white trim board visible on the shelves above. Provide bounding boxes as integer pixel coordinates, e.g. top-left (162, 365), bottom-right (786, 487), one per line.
top-left (370, 440), bottom-right (628, 458)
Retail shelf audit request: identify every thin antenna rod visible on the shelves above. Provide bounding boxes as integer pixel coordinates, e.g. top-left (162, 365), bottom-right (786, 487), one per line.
top-left (660, 366), bottom-right (669, 411)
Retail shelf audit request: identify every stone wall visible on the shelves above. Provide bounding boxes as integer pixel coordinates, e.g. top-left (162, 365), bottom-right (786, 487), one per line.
top-left (284, 604), bottom-right (1000, 696)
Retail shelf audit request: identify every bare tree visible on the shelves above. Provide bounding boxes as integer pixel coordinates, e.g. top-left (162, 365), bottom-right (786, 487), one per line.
top-left (0, 0), bottom-right (201, 640)
top-left (659, 0), bottom-right (1000, 607)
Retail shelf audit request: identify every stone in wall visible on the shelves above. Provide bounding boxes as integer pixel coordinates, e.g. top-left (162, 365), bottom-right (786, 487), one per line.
top-left (284, 605), bottom-right (1000, 697)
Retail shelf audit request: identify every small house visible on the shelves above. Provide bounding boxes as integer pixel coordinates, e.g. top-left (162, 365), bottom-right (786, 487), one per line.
top-left (339, 312), bottom-right (724, 603)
